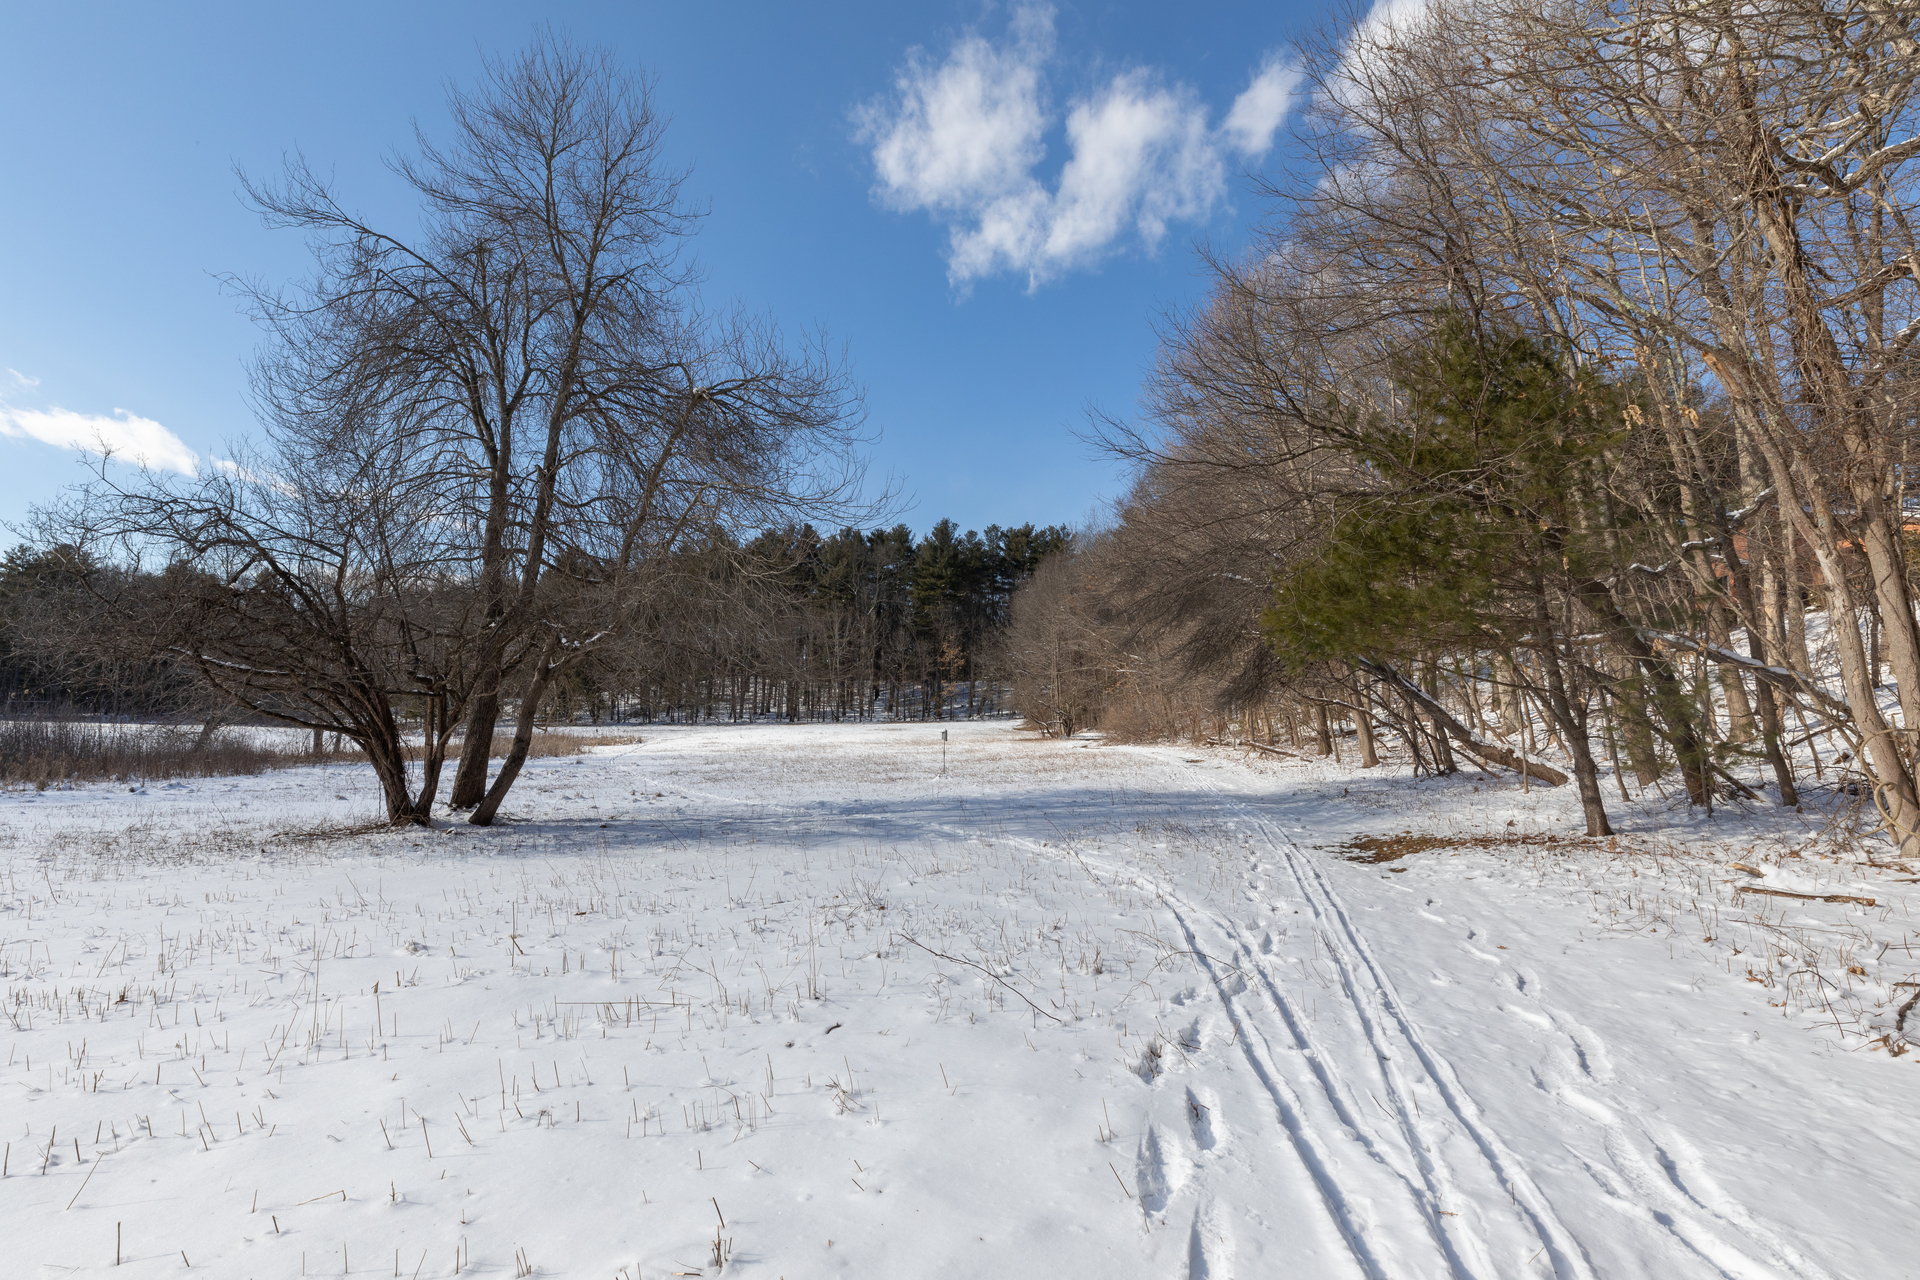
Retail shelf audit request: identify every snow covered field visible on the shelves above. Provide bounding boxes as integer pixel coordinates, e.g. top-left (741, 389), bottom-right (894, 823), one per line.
top-left (2, 721), bottom-right (1916, 1279)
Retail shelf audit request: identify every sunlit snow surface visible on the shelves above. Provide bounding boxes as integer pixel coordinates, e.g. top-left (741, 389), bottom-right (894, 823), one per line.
top-left (2, 721), bottom-right (1915, 1278)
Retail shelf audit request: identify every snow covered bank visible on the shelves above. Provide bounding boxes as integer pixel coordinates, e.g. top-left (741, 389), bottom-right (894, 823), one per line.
top-left (2, 723), bottom-right (1914, 1277)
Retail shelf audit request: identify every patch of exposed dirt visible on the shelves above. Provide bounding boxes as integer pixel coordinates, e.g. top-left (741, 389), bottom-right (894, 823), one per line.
top-left (1333, 831), bottom-right (1620, 863)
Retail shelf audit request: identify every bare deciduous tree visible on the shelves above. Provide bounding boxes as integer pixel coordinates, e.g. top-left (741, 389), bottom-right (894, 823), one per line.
top-left (1002, 550), bottom-right (1114, 738)
top-left (225, 35), bottom-right (869, 824)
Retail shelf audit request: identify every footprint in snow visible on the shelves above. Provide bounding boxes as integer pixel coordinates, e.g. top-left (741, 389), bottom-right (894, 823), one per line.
top-left (1186, 1202), bottom-right (1235, 1279)
top-left (1501, 1002), bottom-right (1555, 1031)
top-left (1554, 1085), bottom-right (1619, 1124)
top-left (1184, 1086), bottom-right (1221, 1151)
top-left (1135, 1124), bottom-right (1180, 1214)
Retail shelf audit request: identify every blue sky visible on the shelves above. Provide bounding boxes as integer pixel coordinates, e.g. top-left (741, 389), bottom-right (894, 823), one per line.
top-left (0, 2), bottom-right (1323, 542)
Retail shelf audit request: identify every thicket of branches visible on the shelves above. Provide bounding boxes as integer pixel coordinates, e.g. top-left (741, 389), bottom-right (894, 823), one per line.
top-left (1005, 0), bottom-right (1920, 851)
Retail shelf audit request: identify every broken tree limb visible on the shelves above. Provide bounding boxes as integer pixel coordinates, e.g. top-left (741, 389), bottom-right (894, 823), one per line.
top-left (1733, 885), bottom-right (1876, 907)
top-left (1355, 658), bottom-right (1569, 786)
top-left (1707, 758), bottom-right (1763, 801)
top-left (1636, 628), bottom-right (1852, 720)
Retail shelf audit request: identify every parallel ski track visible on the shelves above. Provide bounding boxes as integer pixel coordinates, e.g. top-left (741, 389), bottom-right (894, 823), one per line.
top-left (930, 769), bottom-right (1589, 1279)
top-left (642, 738), bottom-right (1837, 1278)
top-left (1142, 758), bottom-right (1840, 1280)
top-left (1160, 765), bottom-right (1597, 1280)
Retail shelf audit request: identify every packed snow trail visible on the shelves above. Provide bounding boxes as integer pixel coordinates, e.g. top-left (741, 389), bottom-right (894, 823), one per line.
top-left (1146, 773), bottom-right (1592, 1280)
top-left (1128, 755), bottom-right (1857, 1280)
top-left (936, 766), bottom-right (1592, 1279)
top-left (2, 721), bottom-right (1914, 1278)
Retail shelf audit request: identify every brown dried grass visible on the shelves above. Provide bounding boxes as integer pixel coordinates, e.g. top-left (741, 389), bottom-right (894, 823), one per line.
top-left (484, 729), bottom-right (640, 758)
top-left (349, 728), bottom-right (642, 763)
top-left (0, 720), bottom-right (642, 790)
top-left (0, 720), bottom-right (351, 789)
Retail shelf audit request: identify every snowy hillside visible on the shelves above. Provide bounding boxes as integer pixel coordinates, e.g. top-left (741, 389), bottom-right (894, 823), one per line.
top-left (2, 722), bottom-right (1915, 1278)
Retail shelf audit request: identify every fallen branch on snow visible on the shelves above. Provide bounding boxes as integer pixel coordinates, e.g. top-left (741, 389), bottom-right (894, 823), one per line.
top-left (1356, 658), bottom-right (1569, 786)
top-left (1733, 885), bottom-right (1876, 907)
top-left (896, 932), bottom-right (1062, 1022)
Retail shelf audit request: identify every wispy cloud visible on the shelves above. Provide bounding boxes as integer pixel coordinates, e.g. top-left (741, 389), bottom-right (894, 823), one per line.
top-left (1221, 56), bottom-right (1302, 158)
top-left (7, 368), bottom-right (40, 388)
top-left (857, 5), bottom-right (1299, 289)
top-left (0, 401), bottom-right (199, 474)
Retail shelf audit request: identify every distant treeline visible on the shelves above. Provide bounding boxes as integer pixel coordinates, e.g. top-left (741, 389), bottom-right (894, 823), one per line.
top-left (0, 519), bottom-right (1071, 726)
top-left (546, 519), bottom-right (1072, 724)
top-left (0, 541), bottom-right (189, 717)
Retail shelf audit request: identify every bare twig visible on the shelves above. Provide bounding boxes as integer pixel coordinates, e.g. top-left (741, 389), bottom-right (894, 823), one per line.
top-left (896, 932), bottom-right (1062, 1022)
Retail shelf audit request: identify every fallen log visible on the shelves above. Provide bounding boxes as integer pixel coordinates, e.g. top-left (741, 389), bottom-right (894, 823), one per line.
top-left (1355, 658), bottom-right (1569, 786)
top-left (1733, 885), bottom-right (1876, 907)
top-left (1246, 741), bottom-right (1308, 760)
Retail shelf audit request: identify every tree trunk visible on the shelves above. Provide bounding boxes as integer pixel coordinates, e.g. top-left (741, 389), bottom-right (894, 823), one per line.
top-left (1721, 528), bottom-right (1799, 805)
top-left (1711, 604), bottom-right (1757, 743)
top-left (449, 675), bottom-right (502, 809)
top-left (1350, 678), bottom-right (1379, 769)
top-left (360, 705), bottom-right (426, 826)
top-left (1422, 668), bottom-right (1456, 773)
top-left (1613, 682), bottom-right (1663, 787)
top-left (1536, 612), bottom-right (1611, 837)
top-left (1428, 712), bottom-right (1457, 773)
top-left (471, 637), bottom-right (565, 827)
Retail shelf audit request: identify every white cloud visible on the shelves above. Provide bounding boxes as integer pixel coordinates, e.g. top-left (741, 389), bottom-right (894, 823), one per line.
top-left (1046, 72), bottom-right (1217, 261)
top-left (859, 6), bottom-right (1053, 217)
top-left (1222, 56), bottom-right (1302, 157)
top-left (0, 402), bottom-right (199, 473)
top-left (860, 7), bottom-right (1299, 289)
top-left (7, 368), bottom-right (40, 388)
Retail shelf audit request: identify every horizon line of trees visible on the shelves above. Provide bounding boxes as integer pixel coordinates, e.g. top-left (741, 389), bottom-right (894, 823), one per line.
top-left (2, 516), bottom-right (1071, 725)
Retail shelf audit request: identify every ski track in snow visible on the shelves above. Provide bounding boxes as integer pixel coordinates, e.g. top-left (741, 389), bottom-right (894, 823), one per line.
top-left (945, 749), bottom-right (1860, 1280)
top-left (1132, 756), bottom-right (1846, 1280)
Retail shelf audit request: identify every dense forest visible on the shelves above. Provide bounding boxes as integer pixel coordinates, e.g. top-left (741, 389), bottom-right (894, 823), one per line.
top-left (522, 517), bottom-right (1071, 724)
